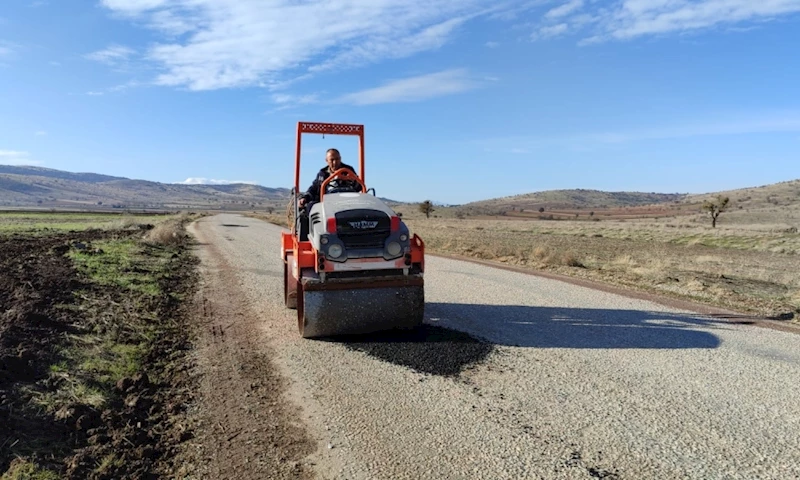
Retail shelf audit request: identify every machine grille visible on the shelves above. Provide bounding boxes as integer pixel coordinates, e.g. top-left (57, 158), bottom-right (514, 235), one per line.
top-left (335, 209), bottom-right (390, 249)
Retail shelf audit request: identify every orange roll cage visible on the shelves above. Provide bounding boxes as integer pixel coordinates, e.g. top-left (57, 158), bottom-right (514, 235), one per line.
top-left (282, 121), bottom-right (424, 277)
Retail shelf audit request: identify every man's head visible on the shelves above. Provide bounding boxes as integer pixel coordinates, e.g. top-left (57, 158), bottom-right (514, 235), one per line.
top-left (325, 148), bottom-right (342, 172)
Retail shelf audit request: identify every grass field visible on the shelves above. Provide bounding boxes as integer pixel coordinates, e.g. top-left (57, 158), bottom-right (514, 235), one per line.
top-left (0, 211), bottom-right (200, 479)
top-left (0, 211), bottom-right (180, 233)
top-left (401, 208), bottom-right (799, 321)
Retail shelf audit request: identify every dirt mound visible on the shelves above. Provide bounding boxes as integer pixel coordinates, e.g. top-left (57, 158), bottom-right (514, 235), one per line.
top-left (0, 230), bottom-right (198, 479)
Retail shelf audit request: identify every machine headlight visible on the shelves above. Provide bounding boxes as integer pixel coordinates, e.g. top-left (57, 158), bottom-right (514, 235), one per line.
top-left (321, 236), bottom-right (329, 245)
top-left (327, 244), bottom-right (343, 259)
top-left (400, 234), bottom-right (408, 241)
top-left (386, 241), bottom-right (402, 256)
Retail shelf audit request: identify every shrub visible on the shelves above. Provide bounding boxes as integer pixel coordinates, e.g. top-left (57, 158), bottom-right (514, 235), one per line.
top-left (560, 252), bottom-right (584, 268)
top-left (143, 219), bottom-right (185, 246)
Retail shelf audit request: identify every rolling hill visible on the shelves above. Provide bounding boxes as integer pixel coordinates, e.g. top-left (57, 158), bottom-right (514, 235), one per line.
top-left (2, 165), bottom-right (798, 221)
top-left (450, 179), bottom-right (800, 222)
top-left (455, 189), bottom-right (687, 215)
top-left (0, 165), bottom-right (292, 211)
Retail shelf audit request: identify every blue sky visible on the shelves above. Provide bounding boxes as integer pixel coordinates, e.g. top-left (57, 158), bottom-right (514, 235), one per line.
top-left (1, 0), bottom-right (800, 205)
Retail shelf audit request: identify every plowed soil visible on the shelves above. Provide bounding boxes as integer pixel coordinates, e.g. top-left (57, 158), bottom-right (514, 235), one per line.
top-left (0, 230), bottom-right (198, 479)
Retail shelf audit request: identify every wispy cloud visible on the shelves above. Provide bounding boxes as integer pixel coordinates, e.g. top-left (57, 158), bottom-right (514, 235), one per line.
top-left (478, 111), bottom-right (800, 149)
top-left (334, 69), bottom-right (483, 106)
top-left (534, 23), bottom-right (570, 39)
top-left (532, 0), bottom-right (800, 43)
top-left (177, 177), bottom-right (257, 185)
top-left (307, 15), bottom-right (474, 74)
top-left (0, 150), bottom-right (41, 166)
top-left (84, 44), bottom-right (136, 67)
top-left (270, 93), bottom-right (320, 110)
top-left (585, 113), bottom-right (800, 142)
top-left (97, 0), bottom-right (521, 91)
top-left (0, 40), bottom-right (17, 59)
top-left (35, 130), bottom-right (47, 136)
top-left (83, 80), bottom-right (144, 97)
top-left (544, 0), bottom-right (583, 20)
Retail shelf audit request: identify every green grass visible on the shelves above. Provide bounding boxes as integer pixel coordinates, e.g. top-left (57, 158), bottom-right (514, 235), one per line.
top-left (33, 236), bottom-right (180, 414)
top-left (0, 460), bottom-right (60, 480)
top-left (0, 211), bottom-right (174, 234)
top-left (67, 239), bottom-right (174, 297)
top-left (94, 454), bottom-right (124, 475)
top-left (77, 342), bottom-right (144, 386)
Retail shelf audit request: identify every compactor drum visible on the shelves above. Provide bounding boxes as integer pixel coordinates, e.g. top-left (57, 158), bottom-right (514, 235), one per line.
top-left (281, 122), bottom-right (425, 338)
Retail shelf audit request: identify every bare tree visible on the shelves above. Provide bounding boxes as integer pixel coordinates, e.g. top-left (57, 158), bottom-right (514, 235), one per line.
top-left (419, 200), bottom-right (435, 219)
top-left (702, 195), bottom-right (729, 228)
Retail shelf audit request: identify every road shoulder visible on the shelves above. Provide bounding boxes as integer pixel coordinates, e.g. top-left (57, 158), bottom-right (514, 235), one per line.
top-left (172, 219), bottom-right (317, 479)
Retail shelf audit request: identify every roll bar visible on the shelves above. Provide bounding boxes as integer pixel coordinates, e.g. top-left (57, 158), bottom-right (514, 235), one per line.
top-left (294, 121), bottom-right (366, 197)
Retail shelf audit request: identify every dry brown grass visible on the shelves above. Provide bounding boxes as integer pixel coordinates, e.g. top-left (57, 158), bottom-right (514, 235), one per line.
top-left (142, 213), bottom-right (198, 246)
top-left (144, 221), bottom-right (182, 245)
top-left (402, 215), bottom-right (800, 320)
top-left (245, 206), bottom-right (799, 321)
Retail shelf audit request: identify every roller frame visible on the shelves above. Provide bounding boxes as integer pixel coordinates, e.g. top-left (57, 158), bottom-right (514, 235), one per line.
top-left (281, 121), bottom-right (425, 339)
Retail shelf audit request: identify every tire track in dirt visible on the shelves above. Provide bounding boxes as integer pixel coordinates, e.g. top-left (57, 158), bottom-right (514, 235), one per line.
top-left (174, 222), bottom-right (315, 479)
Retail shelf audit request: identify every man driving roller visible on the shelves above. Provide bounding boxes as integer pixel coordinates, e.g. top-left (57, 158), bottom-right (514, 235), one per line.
top-left (298, 148), bottom-right (360, 210)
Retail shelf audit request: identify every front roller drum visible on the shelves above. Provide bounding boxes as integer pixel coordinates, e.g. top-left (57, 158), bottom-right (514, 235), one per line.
top-left (298, 281), bottom-right (424, 338)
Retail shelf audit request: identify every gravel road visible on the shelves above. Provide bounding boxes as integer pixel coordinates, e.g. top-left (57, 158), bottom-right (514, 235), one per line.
top-left (187, 213), bottom-right (800, 480)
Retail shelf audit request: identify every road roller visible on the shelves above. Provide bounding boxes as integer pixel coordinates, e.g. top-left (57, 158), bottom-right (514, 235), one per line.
top-left (281, 121), bottom-right (425, 338)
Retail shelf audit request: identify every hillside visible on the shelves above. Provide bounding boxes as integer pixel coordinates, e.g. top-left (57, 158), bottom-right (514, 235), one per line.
top-left (455, 189), bottom-right (687, 216)
top-left (447, 180), bottom-right (800, 223)
top-left (0, 165), bottom-right (125, 183)
top-left (0, 165), bottom-right (292, 211)
top-left (4, 164), bottom-right (798, 220)
top-left (683, 179), bottom-right (800, 209)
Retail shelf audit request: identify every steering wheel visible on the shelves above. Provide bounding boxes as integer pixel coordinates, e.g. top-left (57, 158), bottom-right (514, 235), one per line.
top-left (319, 168), bottom-right (366, 201)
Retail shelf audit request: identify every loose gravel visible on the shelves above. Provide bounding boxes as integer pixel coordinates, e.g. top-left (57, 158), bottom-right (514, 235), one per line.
top-left (190, 213), bottom-right (800, 480)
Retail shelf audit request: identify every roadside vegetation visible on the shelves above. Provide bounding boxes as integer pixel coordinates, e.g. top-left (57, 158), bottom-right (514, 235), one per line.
top-left (397, 202), bottom-right (799, 321)
top-left (247, 185), bottom-right (800, 322)
top-left (0, 211), bottom-right (201, 479)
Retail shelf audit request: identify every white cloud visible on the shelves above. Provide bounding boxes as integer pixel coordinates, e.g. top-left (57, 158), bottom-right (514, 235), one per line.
top-left (533, 0), bottom-right (800, 43)
top-left (270, 93), bottom-right (319, 110)
top-left (101, 0), bottom-right (169, 15)
top-left (307, 15), bottom-right (473, 74)
top-left (0, 150), bottom-right (29, 157)
top-left (35, 130), bottom-right (47, 136)
top-left (487, 0), bottom-right (544, 21)
top-left (0, 41), bottom-right (16, 58)
top-left (478, 110), bottom-right (800, 149)
top-left (485, 41), bottom-right (500, 48)
top-left (97, 0), bottom-right (520, 91)
top-left (334, 69), bottom-right (482, 105)
top-left (85, 44), bottom-right (136, 66)
top-left (545, 0), bottom-right (584, 20)
top-left (0, 150), bottom-right (41, 166)
top-left (534, 23), bottom-right (570, 38)
top-left (177, 177), bottom-right (258, 185)
top-left (585, 113), bottom-right (800, 142)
